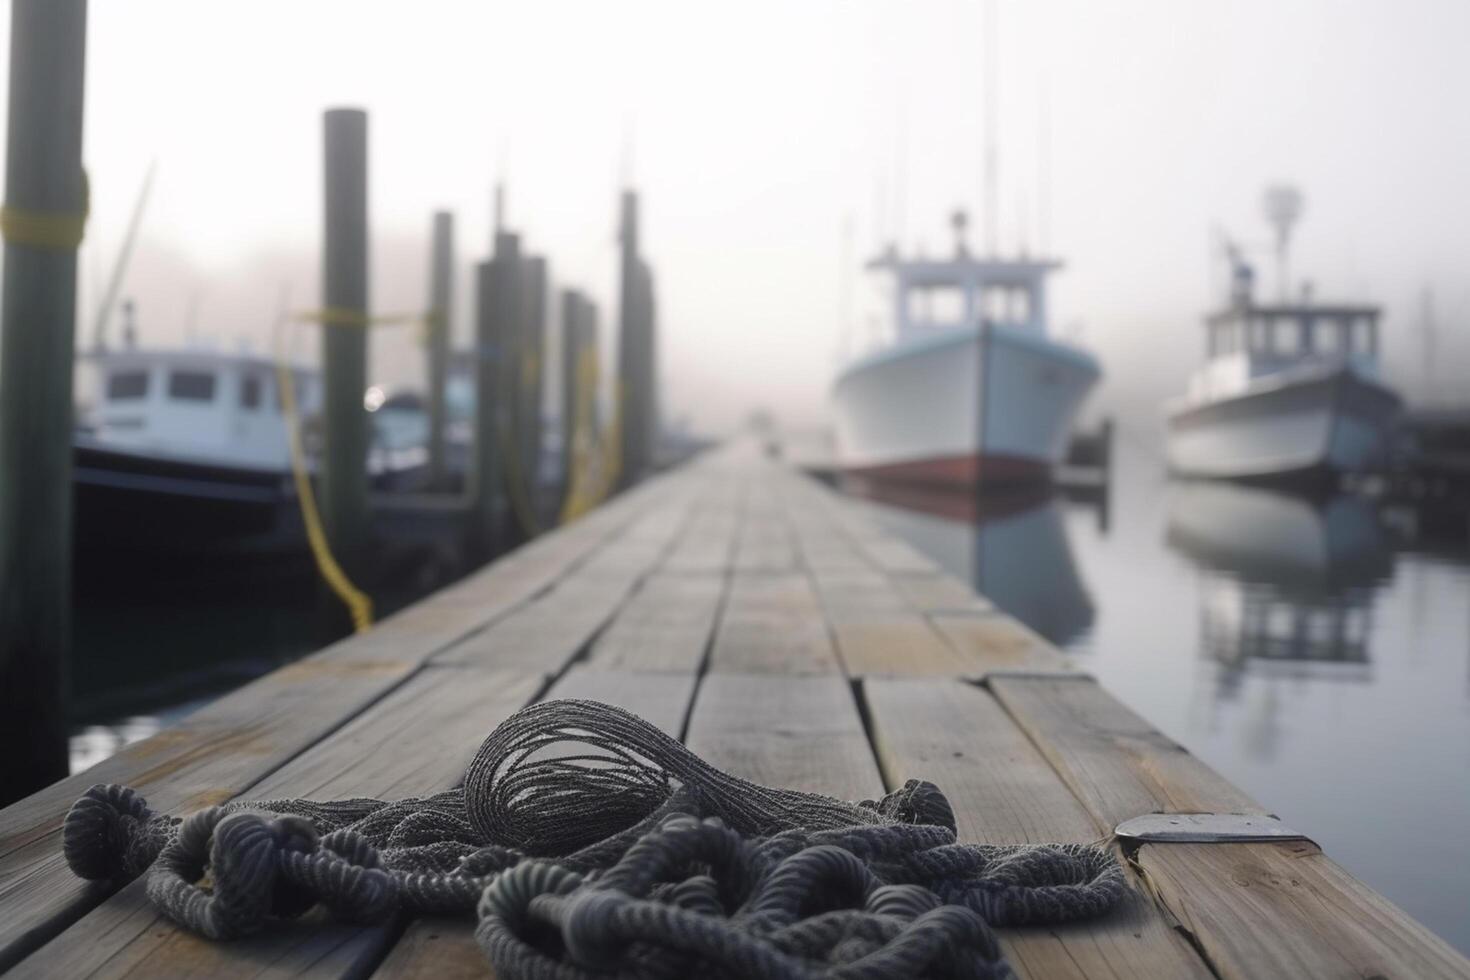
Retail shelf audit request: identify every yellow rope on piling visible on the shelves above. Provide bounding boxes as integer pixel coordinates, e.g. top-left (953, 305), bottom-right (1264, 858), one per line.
top-left (497, 416), bottom-right (542, 538)
top-left (274, 319), bottom-right (374, 633)
top-left (0, 172), bottom-right (90, 251)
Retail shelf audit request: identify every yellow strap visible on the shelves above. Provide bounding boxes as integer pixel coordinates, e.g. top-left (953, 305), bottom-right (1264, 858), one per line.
top-left (274, 345), bottom-right (374, 633)
top-left (497, 417), bottom-right (542, 538)
top-left (0, 171), bottom-right (90, 251)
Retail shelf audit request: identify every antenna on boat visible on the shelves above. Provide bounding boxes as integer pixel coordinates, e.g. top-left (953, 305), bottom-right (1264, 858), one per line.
top-left (1262, 184), bottom-right (1304, 303)
top-left (982, 0), bottom-right (999, 257)
top-left (1037, 73), bottom-right (1051, 257)
top-left (951, 208), bottom-right (971, 257)
top-left (90, 160), bottom-right (157, 353)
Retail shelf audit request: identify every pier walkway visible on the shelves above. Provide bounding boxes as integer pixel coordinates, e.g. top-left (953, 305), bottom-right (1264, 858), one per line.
top-left (1, 445), bottom-right (1466, 978)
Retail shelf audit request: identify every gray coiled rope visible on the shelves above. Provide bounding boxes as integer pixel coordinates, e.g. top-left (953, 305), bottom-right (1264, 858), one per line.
top-left (63, 699), bottom-right (1125, 978)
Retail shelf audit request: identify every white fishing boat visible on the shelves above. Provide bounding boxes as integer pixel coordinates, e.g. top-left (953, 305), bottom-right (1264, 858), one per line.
top-left (1166, 190), bottom-right (1402, 482)
top-left (74, 340), bottom-right (322, 556)
top-left (831, 212), bottom-right (1101, 488)
top-left (1165, 255), bottom-right (1401, 482)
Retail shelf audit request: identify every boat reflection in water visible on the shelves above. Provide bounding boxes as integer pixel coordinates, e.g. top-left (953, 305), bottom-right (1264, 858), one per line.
top-left (1164, 482), bottom-right (1394, 754)
top-left (839, 477), bottom-right (1094, 648)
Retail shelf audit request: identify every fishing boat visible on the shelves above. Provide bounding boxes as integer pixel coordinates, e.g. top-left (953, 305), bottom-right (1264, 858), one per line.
top-left (1164, 251), bottom-right (1401, 482)
top-left (831, 211), bottom-right (1101, 488)
top-left (74, 338), bottom-right (321, 557)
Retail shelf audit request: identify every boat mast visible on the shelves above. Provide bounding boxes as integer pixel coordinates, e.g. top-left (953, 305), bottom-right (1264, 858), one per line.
top-left (982, 0), bottom-right (998, 257)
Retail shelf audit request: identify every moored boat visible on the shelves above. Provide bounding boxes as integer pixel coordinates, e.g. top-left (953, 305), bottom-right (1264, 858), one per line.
top-left (831, 212), bottom-right (1101, 489)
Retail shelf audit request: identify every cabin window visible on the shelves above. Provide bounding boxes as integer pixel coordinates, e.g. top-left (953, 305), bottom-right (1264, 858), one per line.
top-left (106, 370), bottom-right (149, 401)
top-left (1314, 320), bottom-right (1343, 355)
top-left (1352, 318), bottom-right (1377, 354)
top-left (240, 375), bottom-right (263, 410)
top-left (168, 370), bottom-right (216, 402)
top-left (1271, 318), bottom-right (1302, 356)
top-left (922, 287), bottom-right (967, 325)
top-left (1250, 318), bottom-right (1269, 352)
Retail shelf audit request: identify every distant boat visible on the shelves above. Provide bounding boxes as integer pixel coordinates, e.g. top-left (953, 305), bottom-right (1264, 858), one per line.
top-left (75, 340), bottom-right (417, 558)
top-left (1165, 240), bottom-right (1401, 483)
top-left (831, 211), bottom-right (1101, 488)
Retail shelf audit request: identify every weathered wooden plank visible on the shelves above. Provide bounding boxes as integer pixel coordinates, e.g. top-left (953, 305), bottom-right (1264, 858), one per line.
top-left (988, 676), bottom-right (1264, 825)
top-left (732, 496), bottom-right (796, 572)
top-left (435, 505), bottom-right (693, 672)
top-left (373, 668), bottom-right (702, 980)
top-left (889, 572), bottom-right (994, 615)
top-left (10, 668), bottom-right (544, 979)
top-left (863, 678), bottom-right (1213, 979)
top-left (1138, 840), bottom-right (1470, 980)
top-left (661, 489), bottom-right (742, 574)
top-left (685, 674), bottom-right (881, 801)
top-left (990, 676), bottom-right (1470, 979)
top-left (585, 573), bottom-right (724, 673)
top-left (929, 613), bottom-right (1074, 676)
top-left (709, 572), bottom-right (843, 675)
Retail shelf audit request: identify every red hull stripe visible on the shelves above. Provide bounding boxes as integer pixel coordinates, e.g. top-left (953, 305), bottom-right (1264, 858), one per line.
top-left (841, 453), bottom-right (1051, 488)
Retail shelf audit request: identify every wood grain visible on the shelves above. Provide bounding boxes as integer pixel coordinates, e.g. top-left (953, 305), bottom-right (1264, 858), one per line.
top-left (709, 572), bottom-right (842, 675)
top-left (929, 613), bottom-right (1073, 676)
top-left (1136, 839), bottom-right (1470, 979)
top-left (585, 573), bottom-right (724, 673)
top-left (863, 678), bottom-right (1213, 979)
top-left (686, 674), bottom-right (882, 801)
top-left (988, 676), bottom-right (1264, 826)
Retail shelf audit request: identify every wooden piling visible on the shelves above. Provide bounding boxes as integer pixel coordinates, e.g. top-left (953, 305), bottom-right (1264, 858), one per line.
top-left (615, 190), bottom-right (646, 489)
top-left (426, 211), bottom-right (453, 489)
top-left (0, 0), bottom-right (88, 801)
top-left (559, 289), bottom-right (581, 497)
top-left (519, 255), bottom-right (547, 515)
top-left (320, 108), bottom-right (370, 573)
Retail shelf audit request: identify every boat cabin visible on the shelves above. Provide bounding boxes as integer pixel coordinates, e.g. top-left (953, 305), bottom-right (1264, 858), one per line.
top-left (1188, 258), bottom-right (1383, 402)
top-left (82, 348), bottom-right (320, 471)
top-left (865, 213), bottom-right (1059, 343)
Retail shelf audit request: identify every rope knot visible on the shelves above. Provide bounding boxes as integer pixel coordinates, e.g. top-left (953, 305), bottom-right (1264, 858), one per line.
top-left (63, 783), bottom-right (172, 882)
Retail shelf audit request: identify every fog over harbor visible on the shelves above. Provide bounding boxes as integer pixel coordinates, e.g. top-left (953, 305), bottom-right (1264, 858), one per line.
top-left (15, 0), bottom-right (1470, 434)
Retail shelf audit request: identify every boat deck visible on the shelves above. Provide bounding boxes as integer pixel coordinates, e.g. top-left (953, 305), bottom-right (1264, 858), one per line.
top-left (1, 445), bottom-right (1466, 978)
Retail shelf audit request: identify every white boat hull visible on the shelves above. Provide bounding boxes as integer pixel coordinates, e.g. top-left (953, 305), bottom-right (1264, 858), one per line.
top-left (831, 325), bottom-right (1100, 486)
top-left (1166, 369), bottom-right (1401, 481)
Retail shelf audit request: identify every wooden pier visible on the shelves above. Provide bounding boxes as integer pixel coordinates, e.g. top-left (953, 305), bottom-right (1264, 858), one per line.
top-left (1, 445), bottom-right (1467, 979)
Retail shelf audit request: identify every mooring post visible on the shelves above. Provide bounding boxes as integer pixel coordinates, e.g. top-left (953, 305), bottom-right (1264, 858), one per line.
top-left (493, 231), bottom-right (523, 543)
top-left (559, 289), bottom-right (581, 500)
top-left (520, 255), bottom-right (547, 517)
top-left (320, 108), bottom-right (370, 574)
top-left (470, 259), bottom-right (497, 556)
top-left (615, 190), bottom-right (643, 490)
top-left (426, 210), bottom-right (453, 490)
top-left (0, 0), bottom-right (88, 801)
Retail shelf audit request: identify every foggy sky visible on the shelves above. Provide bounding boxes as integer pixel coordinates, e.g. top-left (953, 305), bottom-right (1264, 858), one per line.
top-left (9, 0), bottom-right (1469, 435)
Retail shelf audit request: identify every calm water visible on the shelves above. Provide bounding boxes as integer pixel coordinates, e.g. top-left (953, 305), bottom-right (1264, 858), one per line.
top-left (847, 441), bottom-right (1470, 955)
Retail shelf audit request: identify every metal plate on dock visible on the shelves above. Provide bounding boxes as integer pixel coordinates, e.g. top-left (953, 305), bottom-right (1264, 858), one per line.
top-left (1115, 812), bottom-right (1309, 844)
